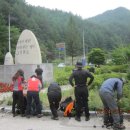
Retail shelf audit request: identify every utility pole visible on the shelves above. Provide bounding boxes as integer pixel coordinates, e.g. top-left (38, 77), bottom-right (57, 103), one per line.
top-left (64, 43), bottom-right (66, 64)
top-left (8, 14), bottom-right (11, 53)
top-left (82, 30), bottom-right (86, 66)
top-left (83, 30), bottom-right (86, 59)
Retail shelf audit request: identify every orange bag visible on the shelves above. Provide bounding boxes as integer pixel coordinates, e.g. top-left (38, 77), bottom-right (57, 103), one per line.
top-left (64, 101), bottom-right (74, 117)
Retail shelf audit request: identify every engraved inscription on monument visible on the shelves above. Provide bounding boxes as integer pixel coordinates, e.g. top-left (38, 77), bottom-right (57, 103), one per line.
top-left (15, 29), bottom-right (42, 64)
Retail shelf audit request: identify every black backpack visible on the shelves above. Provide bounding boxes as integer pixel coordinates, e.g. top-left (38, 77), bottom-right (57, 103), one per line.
top-left (60, 96), bottom-right (73, 111)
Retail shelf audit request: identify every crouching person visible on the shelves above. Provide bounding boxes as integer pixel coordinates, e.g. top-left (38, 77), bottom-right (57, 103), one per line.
top-left (26, 75), bottom-right (42, 118)
top-left (47, 82), bottom-right (62, 120)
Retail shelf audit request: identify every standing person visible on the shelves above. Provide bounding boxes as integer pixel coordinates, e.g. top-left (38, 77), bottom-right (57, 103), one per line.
top-left (18, 69), bottom-right (25, 79)
top-left (12, 70), bottom-right (25, 117)
top-left (26, 75), bottom-right (42, 118)
top-left (47, 82), bottom-right (62, 120)
top-left (35, 65), bottom-right (44, 88)
top-left (99, 78), bottom-right (126, 130)
top-left (69, 61), bottom-right (94, 121)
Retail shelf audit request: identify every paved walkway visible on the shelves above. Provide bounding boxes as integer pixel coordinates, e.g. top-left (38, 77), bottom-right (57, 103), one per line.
top-left (0, 112), bottom-right (129, 130)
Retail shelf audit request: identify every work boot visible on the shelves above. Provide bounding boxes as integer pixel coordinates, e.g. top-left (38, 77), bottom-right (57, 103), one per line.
top-left (37, 114), bottom-right (43, 118)
top-left (51, 116), bottom-right (59, 120)
top-left (85, 116), bottom-right (90, 121)
top-left (106, 123), bottom-right (113, 129)
top-left (113, 124), bottom-right (125, 130)
top-left (13, 114), bottom-right (15, 117)
top-left (75, 116), bottom-right (81, 122)
top-left (13, 113), bottom-right (18, 117)
top-left (21, 114), bottom-right (26, 117)
top-left (26, 115), bottom-right (30, 118)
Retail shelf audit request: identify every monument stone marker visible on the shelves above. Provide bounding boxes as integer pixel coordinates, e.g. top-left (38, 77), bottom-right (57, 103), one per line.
top-left (15, 29), bottom-right (42, 64)
top-left (4, 52), bottom-right (14, 65)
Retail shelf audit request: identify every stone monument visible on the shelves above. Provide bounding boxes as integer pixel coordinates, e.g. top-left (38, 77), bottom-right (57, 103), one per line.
top-left (0, 29), bottom-right (53, 83)
top-left (4, 52), bottom-right (14, 65)
top-left (15, 29), bottom-right (42, 64)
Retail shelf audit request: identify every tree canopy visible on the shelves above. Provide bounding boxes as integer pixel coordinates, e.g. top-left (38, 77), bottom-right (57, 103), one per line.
top-left (88, 48), bottom-right (106, 65)
top-left (0, 0), bottom-right (130, 64)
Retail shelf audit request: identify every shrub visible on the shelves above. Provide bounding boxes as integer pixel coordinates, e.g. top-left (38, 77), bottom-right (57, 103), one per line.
top-left (91, 67), bottom-right (100, 75)
top-left (126, 72), bottom-right (130, 80)
top-left (91, 75), bottom-right (103, 89)
top-left (95, 64), bottom-right (129, 74)
top-left (100, 72), bottom-right (126, 80)
top-left (89, 90), bottom-right (103, 110)
top-left (122, 84), bottom-right (130, 98)
top-left (119, 98), bottom-right (130, 111)
top-left (98, 66), bottom-right (112, 74)
top-left (54, 66), bottom-right (73, 85)
top-left (126, 66), bottom-right (130, 80)
top-left (56, 74), bottom-right (69, 85)
top-left (110, 65), bottom-right (128, 73)
top-left (65, 66), bottom-right (74, 72)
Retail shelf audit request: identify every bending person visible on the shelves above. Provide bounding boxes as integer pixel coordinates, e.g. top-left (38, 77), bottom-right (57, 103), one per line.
top-left (47, 82), bottom-right (62, 120)
top-left (99, 78), bottom-right (126, 130)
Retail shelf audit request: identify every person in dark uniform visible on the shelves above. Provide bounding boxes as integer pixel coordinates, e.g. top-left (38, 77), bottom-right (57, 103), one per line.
top-left (69, 61), bottom-right (94, 121)
top-left (47, 82), bottom-right (62, 120)
top-left (35, 65), bottom-right (44, 88)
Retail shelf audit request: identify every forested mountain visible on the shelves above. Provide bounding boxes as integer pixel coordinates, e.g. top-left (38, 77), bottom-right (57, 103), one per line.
top-left (87, 7), bottom-right (130, 46)
top-left (0, 0), bottom-right (130, 63)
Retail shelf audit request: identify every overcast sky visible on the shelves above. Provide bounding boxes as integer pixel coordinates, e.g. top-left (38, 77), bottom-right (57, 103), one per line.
top-left (25, 0), bottom-right (130, 19)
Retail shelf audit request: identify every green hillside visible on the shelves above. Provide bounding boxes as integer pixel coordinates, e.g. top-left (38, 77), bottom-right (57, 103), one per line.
top-left (0, 0), bottom-right (130, 63)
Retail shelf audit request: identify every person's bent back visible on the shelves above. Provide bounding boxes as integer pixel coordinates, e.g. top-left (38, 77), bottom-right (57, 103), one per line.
top-left (47, 82), bottom-right (62, 120)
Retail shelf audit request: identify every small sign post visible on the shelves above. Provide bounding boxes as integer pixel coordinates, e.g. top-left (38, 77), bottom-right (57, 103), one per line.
top-left (56, 43), bottom-right (66, 64)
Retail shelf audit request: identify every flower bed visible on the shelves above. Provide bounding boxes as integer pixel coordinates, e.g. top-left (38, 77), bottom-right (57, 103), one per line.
top-left (0, 82), bottom-right (13, 93)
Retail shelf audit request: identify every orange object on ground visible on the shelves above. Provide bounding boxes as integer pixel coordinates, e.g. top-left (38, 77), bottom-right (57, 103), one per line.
top-left (64, 101), bottom-right (74, 117)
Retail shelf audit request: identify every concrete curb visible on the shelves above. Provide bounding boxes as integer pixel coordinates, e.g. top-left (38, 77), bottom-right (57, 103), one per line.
top-left (0, 106), bottom-right (130, 119)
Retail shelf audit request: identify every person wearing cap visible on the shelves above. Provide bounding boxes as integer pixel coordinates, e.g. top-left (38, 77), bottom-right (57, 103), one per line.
top-left (35, 65), bottom-right (44, 89)
top-left (69, 61), bottom-right (94, 121)
top-left (47, 82), bottom-right (62, 120)
top-left (99, 78), bottom-right (126, 129)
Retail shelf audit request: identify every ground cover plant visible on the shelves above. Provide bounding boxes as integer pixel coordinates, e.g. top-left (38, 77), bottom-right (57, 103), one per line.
top-left (0, 64), bottom-right (130, 112)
